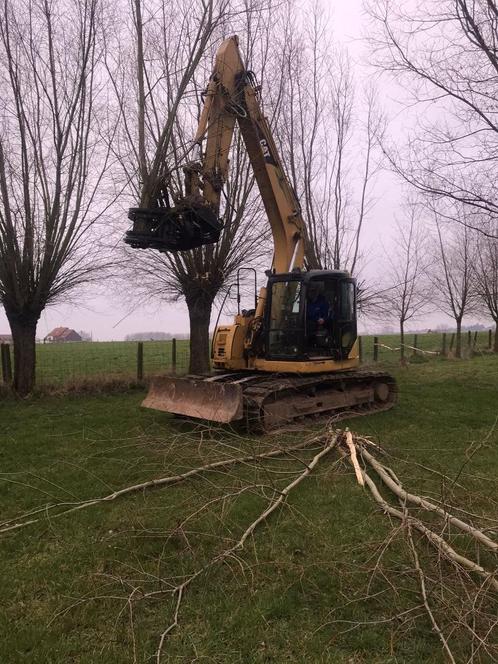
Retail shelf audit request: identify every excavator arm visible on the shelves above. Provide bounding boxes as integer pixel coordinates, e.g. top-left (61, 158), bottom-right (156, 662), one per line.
top-left (125, 36), bottom-right (305, 273)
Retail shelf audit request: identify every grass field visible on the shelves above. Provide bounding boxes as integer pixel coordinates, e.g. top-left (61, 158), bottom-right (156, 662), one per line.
top-left (1, 354), bottom-right (497, 662)
top-left (15, 329), bottom-right (496, 386)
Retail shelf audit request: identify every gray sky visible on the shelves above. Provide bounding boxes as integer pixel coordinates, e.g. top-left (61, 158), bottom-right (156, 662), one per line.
top-left (0, 0), bottom-right (488, 340)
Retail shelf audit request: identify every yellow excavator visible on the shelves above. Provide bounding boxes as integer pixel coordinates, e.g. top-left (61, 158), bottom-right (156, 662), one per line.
top-left (125, 36), bottom-right (396, 431)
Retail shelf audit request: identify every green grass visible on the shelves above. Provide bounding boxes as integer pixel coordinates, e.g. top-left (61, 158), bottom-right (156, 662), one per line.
top-left (0, 355), bottom-right (497, 662)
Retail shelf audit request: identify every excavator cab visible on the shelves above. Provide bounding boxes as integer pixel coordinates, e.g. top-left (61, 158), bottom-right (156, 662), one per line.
top-left (265, 270), bottom-right (357, 362)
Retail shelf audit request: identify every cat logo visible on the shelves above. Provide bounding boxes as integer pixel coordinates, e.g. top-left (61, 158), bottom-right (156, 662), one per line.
top-left (259, 138), bottom-right (276, 165)
top-left (260, 139), bottom-right (270, 158)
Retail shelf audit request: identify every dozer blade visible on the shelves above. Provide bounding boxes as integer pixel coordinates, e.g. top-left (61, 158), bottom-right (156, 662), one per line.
top-left (142, 377), bottom-right (244, 423)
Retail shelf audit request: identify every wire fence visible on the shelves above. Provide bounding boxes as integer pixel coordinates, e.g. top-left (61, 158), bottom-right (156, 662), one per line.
top-left (1, 339), bottom-right (190, 387)
top-left (358, 330), bottom-right (495, 366)
top-left (0, 330), bottom-right (495, 389)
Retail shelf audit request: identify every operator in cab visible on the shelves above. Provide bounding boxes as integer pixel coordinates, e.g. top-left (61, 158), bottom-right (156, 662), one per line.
top-left (306, 283), bottom-right (329, 325)
top-left (306, 282), bottom-right (332, 350)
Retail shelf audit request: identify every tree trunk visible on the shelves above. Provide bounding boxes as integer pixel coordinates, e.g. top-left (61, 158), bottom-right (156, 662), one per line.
top-left (455, 318), bottom-right (462, 359)
top-left (6, 312), bottom-right (38, 396)
top-left (400, 320), bottom-right (405, 364)
top-left (186, 296), bottom-right (213, 374)
top-left (494, 321), bottom-right (498, 353)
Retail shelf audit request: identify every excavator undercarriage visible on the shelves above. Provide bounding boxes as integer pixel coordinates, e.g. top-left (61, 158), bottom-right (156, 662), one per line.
top-left (143, 370), bottom-right (397, 432)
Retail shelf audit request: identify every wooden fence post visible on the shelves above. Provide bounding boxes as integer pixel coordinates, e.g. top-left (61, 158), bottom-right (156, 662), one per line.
top-left (467, 330), bottom-right (472, 348)
top-left (473, 331), bottom-right (478, 350)
top-left (449, 333), bottom-right (455, 351)
top-left (489, 329), bottom-right (493, 350)
top-left (358, 336), bottom-right (362, 363)
top-left (442, 332), bottom-right (447, 357)
top-left (172, 338), bottom-right (177, 374)
top-left (136, 342), bottom-right (143, 381)
top-left (1, 343), bottom-right (12, 383)
top-left (373, 336), bottom-right (379, 362)
top-left (0, 344), bottom-right (5, 382)
top-left (412, 334), bottom-right (418, 356)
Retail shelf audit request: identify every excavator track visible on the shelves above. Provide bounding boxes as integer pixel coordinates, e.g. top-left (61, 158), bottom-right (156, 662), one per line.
top-left (161, 370), bottom-right (397, 432)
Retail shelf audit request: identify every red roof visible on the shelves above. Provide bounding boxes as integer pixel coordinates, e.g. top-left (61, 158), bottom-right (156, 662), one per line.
top-left (45, 327), bottom-right (81, 341)
top-left (47, 327), bottom-right (68, 338)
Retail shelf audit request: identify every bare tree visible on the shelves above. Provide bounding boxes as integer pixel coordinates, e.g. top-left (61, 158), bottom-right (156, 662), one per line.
top-left (474, 231), bottom-right (498, 351)
top-left (380, 210), bottom-right (430, 362)
top-left (430, 217), bottom-right (477, 357)
top-left (277, 4), bottom-right (384, 273)
top-left (367, 0), bottom-right (498, 238)
top-left (0, 0), bottom-right (111, 394)
top-left (112, 0), bottom-right (287, 373)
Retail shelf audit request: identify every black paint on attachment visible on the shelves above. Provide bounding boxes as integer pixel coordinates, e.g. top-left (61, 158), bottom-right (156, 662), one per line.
top-left (125, 203), bottom-right (223, 252)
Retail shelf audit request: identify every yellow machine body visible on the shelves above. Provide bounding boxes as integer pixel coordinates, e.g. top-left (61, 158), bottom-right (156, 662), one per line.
top-left (211, 322), bottom-right (360, 373)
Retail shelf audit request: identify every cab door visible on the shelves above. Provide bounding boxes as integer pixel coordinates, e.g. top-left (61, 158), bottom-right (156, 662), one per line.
top-left (265, 277), bottom-right (304, 359)
top-left (335, 278), bottom-right (357, 359)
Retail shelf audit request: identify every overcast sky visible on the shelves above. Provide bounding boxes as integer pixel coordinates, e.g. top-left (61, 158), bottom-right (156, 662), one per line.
top-left (0, 0), bottom-right (487, 340)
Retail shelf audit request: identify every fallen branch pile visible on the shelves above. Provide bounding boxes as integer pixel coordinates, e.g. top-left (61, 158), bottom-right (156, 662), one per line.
top-left (341, 433), bottom-right (498, 586)
top-left (3, 425), bottom-right (497, 662)
top-left (341, 430), bottom-right (498, 662)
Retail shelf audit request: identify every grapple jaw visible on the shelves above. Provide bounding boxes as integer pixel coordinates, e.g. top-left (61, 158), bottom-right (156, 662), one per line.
top-left (125, 201), bottom-right (223, 252)
top-left (142, 376), bottom-right (244, 423)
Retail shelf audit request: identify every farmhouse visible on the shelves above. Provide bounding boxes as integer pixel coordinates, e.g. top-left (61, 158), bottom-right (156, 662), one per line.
top-left (44, 327), bottom-right (82, 343)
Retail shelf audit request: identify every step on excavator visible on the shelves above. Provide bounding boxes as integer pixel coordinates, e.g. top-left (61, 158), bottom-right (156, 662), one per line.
top-left (125, 36), bottom-right (397, 431)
